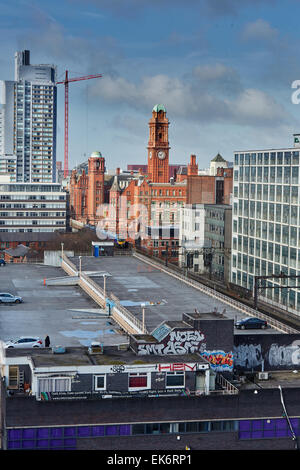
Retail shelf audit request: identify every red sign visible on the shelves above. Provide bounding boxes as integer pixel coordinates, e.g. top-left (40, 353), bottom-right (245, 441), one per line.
top-left (158, 362), bottom-right (198, 372)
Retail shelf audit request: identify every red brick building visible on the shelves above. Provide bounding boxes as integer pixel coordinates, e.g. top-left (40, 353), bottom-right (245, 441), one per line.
top-left (69, 152), bottom-right (105, 225)
top-left (186, 167), bottom-right (233, 206)
top-left (68, 105), bottom-right (233, 261)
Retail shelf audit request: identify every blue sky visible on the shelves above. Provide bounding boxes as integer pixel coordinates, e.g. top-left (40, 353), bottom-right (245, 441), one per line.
top-left (1, 0), bottom-right (300, 171)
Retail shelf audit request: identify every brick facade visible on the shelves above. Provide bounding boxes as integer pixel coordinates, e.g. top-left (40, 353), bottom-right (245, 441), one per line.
top-left (68, 106), bottom-right (233, 262)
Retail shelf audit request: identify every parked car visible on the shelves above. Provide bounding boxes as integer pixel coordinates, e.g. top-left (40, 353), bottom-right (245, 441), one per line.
top-left (0, 259), bottom-right (6, 266)
top-left (235, 317), bottom-right (268, 330)
top-left (0, 293), bottom-right (23, 303)
top-left (5, 337), bottom-right (43, 348)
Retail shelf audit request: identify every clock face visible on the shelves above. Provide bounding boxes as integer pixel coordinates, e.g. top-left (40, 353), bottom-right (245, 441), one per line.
top-left (158, 151), bottom-right (165, 160)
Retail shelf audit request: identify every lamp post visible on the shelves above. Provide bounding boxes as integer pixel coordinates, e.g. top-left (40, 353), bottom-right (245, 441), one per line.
top-left (165, 241), bottom-right (169, 267)
top-left (103, 274), bottom-right (107, 309)
top-left (141, 303), bottom-right (146, 333)
top-left (180, 245), bottom-right (187, 277)
top-left (79, 256), bottom-right (82, 277)
top-left (61, 242), bottom-right (64, 261)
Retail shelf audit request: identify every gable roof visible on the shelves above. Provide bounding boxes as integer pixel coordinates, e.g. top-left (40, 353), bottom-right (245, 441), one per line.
top-left (211, 153), bottom-right (226, 163)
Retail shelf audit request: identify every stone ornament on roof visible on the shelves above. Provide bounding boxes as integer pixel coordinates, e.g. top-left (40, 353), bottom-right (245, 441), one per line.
top-left (211, 153), bottom-right (226, 162)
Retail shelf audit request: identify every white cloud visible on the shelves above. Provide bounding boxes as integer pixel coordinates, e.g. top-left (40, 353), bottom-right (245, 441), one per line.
top-left (241, 19), bottom-right (278, 42)
top-left (229, 88), bottom-right (288, 125)
top-left (90, 68), bottom-right (292, 128)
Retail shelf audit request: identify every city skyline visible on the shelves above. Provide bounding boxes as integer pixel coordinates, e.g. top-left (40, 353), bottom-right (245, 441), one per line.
top-left (1, 1), bottom-right (300, 172)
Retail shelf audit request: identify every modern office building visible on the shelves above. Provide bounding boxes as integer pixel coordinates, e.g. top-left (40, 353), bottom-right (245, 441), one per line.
top-left (0, 177), bottom-right (67, 233)
top-left (0, 50), bottom-right (57, 183)
top-left (179, 204), bottom-right (232, 282)
top-left (231, 135), bottom-right (300, 314)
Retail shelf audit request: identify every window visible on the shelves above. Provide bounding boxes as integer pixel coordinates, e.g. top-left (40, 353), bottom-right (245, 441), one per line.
top-left (94, 375), bottom-right (106, 390)
top-left (38, 377), bottom-right (71, 397)
top-left (128, 373), bottom-right (149, 390)
top-left (8, 366), bottom-right (19, 389)
top-left (166, 371), bottom-right (184, 388)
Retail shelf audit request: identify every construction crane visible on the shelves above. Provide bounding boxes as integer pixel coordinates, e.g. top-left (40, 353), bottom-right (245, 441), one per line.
top-left (56, 70), bottom-right (102, 178)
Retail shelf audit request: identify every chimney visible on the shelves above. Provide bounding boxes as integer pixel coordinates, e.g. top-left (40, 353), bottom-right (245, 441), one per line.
top-left (23, 50), bottom-right (30, 65)
top-left (187, 154), bottom-right (198, 176)
top-left (116, 167), bottom-right (120, 175)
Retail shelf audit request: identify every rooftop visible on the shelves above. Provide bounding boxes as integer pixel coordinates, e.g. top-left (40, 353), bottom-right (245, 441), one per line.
top-left (4, 345), bottom-right (208, 369)
top-left (239, 370), bottom-right (300, 391)
top-left (68, 255), bottom-right (280, 335)
top-left (211, 153), bottom-right (226, 162)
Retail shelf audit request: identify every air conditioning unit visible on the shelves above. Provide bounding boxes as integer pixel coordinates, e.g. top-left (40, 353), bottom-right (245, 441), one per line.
top-left (258, 372), bottom-right (269, 380)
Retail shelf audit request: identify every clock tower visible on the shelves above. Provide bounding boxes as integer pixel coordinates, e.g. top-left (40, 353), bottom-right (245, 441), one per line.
top-left (147, 104), bottom-right (170, 183)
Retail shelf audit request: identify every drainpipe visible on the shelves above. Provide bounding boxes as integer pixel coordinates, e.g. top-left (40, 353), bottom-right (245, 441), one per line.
top-left (278, 385), bottom-right (298, 449)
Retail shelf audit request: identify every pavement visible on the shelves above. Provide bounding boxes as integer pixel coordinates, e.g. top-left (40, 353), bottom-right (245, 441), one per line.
top-left (0, 257), bottom-right (280, 350)
top-left (69, 255), bottom-right (281, 335)
top-left (0, 263), bottom-right (126, 348)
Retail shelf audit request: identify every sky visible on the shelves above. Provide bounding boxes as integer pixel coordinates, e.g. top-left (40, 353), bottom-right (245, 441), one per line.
top-left (1, 0), bottom-right (300, 171)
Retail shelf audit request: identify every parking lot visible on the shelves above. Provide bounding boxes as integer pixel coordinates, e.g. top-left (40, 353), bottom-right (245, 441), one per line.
top-left (69, 255), bottom-right (282, 336)
top-left (0, 257), bottom-right (283, 351)
top-left (0, 263), bottom-right (126, 348)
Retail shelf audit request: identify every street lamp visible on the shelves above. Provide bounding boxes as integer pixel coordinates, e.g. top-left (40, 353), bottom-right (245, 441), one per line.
top-left (103, 274), bottom-right (107, 309)
top-left (141, 303), bottom-right (146, 333)
top-left (79, 256), bottom-right (82, 277)
top-left (61, 242), bottom-right (64, 260)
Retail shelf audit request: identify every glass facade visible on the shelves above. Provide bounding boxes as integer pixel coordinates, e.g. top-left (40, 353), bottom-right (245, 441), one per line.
top-left (239, 417), bottom-right (300, 440)
top-left (231, 149), bottom-right (300, 313)
top-left (7, 416), bottom-right (300, 449)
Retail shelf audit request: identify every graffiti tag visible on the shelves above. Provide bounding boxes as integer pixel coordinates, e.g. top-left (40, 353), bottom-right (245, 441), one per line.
top-left (137, 329), bottom-right (205, 355)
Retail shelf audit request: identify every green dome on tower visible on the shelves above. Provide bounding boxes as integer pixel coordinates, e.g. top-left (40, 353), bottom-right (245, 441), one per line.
top-left (152, 104), bottom-right (166, 113)
top-left (90, 151), bottom-right (102, 158)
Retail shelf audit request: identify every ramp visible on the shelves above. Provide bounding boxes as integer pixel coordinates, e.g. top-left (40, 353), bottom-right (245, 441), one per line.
top-left (44, 276), bottom-right (79, 286)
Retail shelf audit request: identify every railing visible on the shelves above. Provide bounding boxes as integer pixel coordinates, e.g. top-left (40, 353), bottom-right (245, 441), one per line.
top-left (114, 250), bottom-right (133, 256)
top-left (79, 272), bottom-right (105, 308)
top-left (61, 253), bottom-right (78, 276)
top-left (61, 254), bottom-right (145, 335)
top-left (132, 251), bottom-right (299, 335)
top-left (110, 294), bottom-right (146, 334)
top-left (214, 374), bottom-right (239, 395)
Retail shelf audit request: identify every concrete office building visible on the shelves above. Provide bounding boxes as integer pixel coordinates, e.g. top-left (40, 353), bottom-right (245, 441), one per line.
top-left (231, 134), bottom-right (300, 314)
top-left (0, 177), bottom-right (67, 233)
top-left (0, 50), bottom-right (57, 183)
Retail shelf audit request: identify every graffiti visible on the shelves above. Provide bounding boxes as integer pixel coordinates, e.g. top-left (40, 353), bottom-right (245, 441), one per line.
top-left (137, 329), bottom-right (205, 355)
top-left (234, 344), bottom-right (263, 369)
top-left (268, 340), bottom-right (300, 367)
top-left (154, 377), bottom-right (165, 382)
top-left (110, 365), bottom-right (125, 373)
top-left (201, 351), bottom-right (233, 371)
top-left (234, 335), bottom-right (300, 371)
